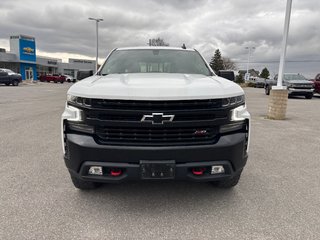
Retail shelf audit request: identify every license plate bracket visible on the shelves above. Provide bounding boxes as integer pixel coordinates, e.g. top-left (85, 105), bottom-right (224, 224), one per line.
top-left (140, 160), bottom-right (175, 179)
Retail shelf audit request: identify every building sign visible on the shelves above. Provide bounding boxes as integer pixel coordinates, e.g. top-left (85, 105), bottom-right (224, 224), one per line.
top-left (23, 47), bottom-right (35, 55)
top-left (71, 59), bottom-right (94, 64)
top-left (47, 60), bottom-right (57, 65)
top-left (19, 39), bottom-right (36, 62)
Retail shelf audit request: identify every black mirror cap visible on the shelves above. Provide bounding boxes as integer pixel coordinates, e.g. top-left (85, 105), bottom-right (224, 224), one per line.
top-left (76, 70), bottom-right (94, 80)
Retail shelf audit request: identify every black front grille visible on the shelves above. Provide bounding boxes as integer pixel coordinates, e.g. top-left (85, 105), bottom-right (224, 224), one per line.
top-left (292, 84), bottom-right (313, 89)
top-left (85, 111), bottom-right (227, 122)
top-left (69, 99), bottom-right (234, 146)
top-left (95, 126), bottom-right (219, 146)
top-left (91, 99), bottom-right (223, 110)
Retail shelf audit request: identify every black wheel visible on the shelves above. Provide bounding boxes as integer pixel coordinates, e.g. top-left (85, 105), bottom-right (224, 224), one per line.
top-left (212, 171), bottom-right (242, 188)
top-left (70, 175), bottom-right (101, 190)
top-left (12, 80), bottom-right (19, 86)
top-left (60, 81), bottom-right (64, 84)
top-left (265, 85), bottom-right (270, 95)
top-left (305, 94), bottom-right (313, 99)
top-left (5, 83), bottom-right (10, 86)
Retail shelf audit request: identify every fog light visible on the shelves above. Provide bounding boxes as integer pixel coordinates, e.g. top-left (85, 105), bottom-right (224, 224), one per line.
top-left (211, 165), bottom-right (225, 174)
top-left (88, 166), bottom-right (103, 175)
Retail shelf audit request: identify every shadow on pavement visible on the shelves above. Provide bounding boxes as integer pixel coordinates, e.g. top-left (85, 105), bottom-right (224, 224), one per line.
top-left (74, 181), bottom-right (239, 215)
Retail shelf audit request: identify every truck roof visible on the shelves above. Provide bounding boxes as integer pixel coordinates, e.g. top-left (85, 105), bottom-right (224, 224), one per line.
top-left (116, 46), bottom-right (195, 51)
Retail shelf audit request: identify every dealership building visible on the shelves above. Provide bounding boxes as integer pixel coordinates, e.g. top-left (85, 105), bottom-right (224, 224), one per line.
top-left (0, 34), bottom-right (96, 80)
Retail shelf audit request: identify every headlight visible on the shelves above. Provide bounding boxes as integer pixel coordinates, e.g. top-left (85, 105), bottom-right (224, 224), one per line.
top-left (222, 95), bottom-right (245, 107)
top-left (67, 94), bottom-right (91, 107)
top-left (231, 104), bottom-right (250, 121)
top-left (62, 104), bottom-right (83, 122)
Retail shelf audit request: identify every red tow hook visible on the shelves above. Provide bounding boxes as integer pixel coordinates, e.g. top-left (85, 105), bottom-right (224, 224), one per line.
top-left (110, 169), bottom-right (122, 177)
top-left (192, 168), bottom-right (206, 176)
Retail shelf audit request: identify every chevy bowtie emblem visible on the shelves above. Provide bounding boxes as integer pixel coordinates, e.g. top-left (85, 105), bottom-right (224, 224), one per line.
top-left (141, 113), bottom-right (175, 125)
top-left (23, 47), bottom-right (34, 53)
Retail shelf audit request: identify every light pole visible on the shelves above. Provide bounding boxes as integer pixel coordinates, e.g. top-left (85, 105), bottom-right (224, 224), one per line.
top-left (267, 0), bottom-right (292, 120)
top-left (88, 17), bottom-right (103, 72)
top-left (245, 46), bottom-right (255, 81)
top-left (275, 0), bottom-right (292, 87)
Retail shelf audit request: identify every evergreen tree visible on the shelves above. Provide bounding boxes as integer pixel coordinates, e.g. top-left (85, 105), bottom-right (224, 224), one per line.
top-left (235, 74), bottom-right (244, 84)
top-left (260, 67), bottom-right (270, 79)
top-left (210, 49), bottom-right (224, 73)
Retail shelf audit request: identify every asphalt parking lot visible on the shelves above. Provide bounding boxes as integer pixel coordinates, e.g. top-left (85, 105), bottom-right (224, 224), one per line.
top-left (1, 83), bottom-right (319, 240)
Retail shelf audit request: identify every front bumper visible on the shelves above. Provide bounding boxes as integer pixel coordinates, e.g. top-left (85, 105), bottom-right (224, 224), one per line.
top-left (65, 132), bottom-right (248, 183)
top-left (288, 88), bottom-right (314, 95)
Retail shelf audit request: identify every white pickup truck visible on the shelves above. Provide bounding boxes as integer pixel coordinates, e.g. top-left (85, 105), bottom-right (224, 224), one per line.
top-left (62, 47), bottom-right (250, 190)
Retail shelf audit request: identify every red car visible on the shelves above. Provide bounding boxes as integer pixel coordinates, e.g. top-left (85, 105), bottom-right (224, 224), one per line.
top-left (39, 74), bottom-right (66, 83)
top-left (311, 74), bottom-right (320, 94)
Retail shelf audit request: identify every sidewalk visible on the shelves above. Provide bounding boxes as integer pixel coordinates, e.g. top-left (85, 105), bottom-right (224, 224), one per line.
top-left (21, 80), bottom-right (45, 86)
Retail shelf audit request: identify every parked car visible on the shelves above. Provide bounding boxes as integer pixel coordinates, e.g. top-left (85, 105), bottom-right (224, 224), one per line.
top-left (64, 75), bottom-right (76, 83)
top-left (310, 73), bottom-right (320, 95)
top-left (265, 73), bottom-right (314, 99)
top-left (0, 68), bottom-right (22, 86)
top-left (39, 74), bottom-right (66, 83)
top-left (253, 77), bottom-right (266, 88)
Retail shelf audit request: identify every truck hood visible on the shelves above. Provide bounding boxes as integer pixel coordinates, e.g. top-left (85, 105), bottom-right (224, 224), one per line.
top-left (284, 80), bottom-right (312, 85)
top-left (68, 73), bottom-right (244, 100)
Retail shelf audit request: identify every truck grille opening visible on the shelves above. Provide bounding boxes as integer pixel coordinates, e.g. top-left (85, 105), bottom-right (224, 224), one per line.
top-left (68, 99), bottom-right (240, 146)
top-left (91, 99), bottom-right (223, 110)
top-left (95, 126), bottom-right (219, 146)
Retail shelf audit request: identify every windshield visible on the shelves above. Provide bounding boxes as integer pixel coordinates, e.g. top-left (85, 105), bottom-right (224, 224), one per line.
top-left (2, 69), bottom-right (14, 73)
top-left (99, 49), bottom-right (211, 76)
top-left (284, 74), bottom-right (307, 81)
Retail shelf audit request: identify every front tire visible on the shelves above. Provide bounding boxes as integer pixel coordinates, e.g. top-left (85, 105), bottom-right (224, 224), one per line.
top-left (70, 175), bottom-right (101, 190)
top-left (305, 94), bottom-right (313, 99)
top-left (265, 85), bottom-right (270, 95)
top-left (212, 171), bottom-right (242, 188)
top-left (12, 80), bottom-right (19, 86)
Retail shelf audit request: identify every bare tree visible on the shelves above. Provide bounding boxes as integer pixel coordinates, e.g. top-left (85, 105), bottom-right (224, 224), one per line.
top-left (222, 57), bottom-right (237, 70)
top-left (149, 38), bottom-right (170, 46)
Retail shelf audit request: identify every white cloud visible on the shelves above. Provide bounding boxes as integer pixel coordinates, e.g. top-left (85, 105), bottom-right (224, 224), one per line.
top-left (0, 0), bottom-right (319, 77)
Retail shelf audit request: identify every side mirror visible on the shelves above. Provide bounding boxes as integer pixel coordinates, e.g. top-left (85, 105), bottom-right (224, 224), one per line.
top-left (76, 70), bottom-right (94, 80)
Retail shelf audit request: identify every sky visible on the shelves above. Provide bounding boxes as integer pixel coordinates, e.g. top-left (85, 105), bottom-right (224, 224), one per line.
top-left (0, 0), bottom-right (319, 78)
